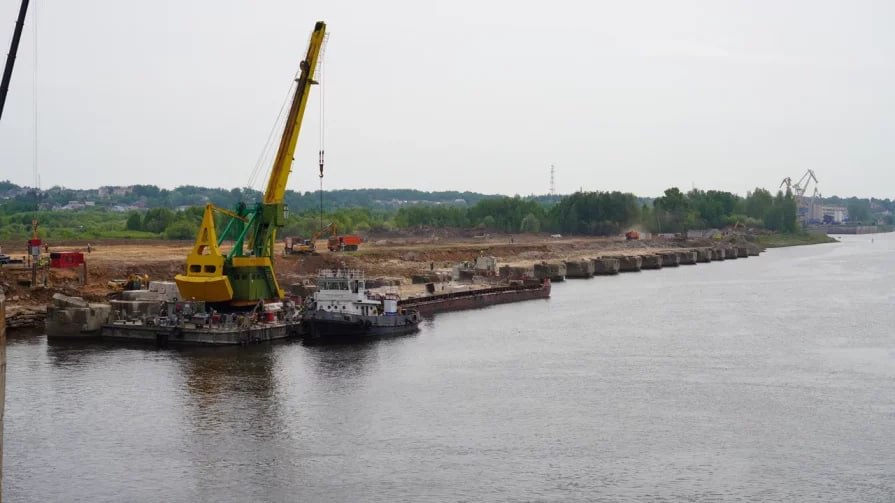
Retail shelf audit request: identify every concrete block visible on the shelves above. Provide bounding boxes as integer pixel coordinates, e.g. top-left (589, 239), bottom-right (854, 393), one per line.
top-left (641, 255), bottom-right (662, 269)
top-left (534, 262), bottom-right (566, 282)
top-left (677, 250), bottom-right (697, 265)
top-left (660, 253), bottom-right (680, 267)
top-left (592, 257), bottom-right (620, 275)
top-left (618, 256), bottom-right (642, 272)
top-left (695, 248), bottom-right (712, 262)
top-left (564, 260), bottom-right (594, 279)
top-left (52, 293), bottom-right (87, 309)
top-left (499, 265), bottom-right (531, 280)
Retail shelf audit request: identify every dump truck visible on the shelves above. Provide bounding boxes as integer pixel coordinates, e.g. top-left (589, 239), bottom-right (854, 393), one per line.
top-left (327, 234), bottom-right (362, 252)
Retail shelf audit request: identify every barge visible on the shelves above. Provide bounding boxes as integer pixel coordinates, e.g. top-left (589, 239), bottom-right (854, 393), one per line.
top-left (100, 299), bottom-right (302, 345)
top-left (46, 285), bottom-right (303, 345)
top-left (102, 318), bottom-right (300, 345)
top-left (398, 279), bottom-right (551, 316)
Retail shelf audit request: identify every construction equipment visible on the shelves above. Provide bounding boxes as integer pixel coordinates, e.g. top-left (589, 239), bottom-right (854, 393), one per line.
top-left (1, 0), bottom-right (29, 121)
top-left (327, 234), bottom-right (363, 252)
top-left (284, 236), bottom-right (316, 255)
top-left (175, 21), bottom-right (327, 305)
top-left (26, 219), bottom-right (41, 258)
top-left (284, 223), bottom-right (336, 255)
top-left (625, 230), bottom-right (640, 241)
top-left (108, 273), bottom-right (150, 292)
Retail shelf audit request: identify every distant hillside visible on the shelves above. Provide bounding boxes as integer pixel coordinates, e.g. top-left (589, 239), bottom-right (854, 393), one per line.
top-left (0, 181), bottom-right (564, 213)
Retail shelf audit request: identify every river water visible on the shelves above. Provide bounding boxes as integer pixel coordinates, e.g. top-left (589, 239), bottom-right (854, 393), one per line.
top-left (5, 234), bottom-right (895, 502)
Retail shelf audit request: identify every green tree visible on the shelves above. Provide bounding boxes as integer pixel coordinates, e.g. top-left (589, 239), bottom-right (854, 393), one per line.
top-left (745, 188), bottom-right (774, 222)
top-left (653, 187), bottom-right (691, 232)
top-left (520, 213), bottom-right (541, 233)
top-left (164, 220), bottom-right (198, 239)
top-left (781, 188), bottom-right (798, 233)
top-left (846, 199), bottom-right (871, 223)
top-left (125, 211), bottom-right (143, 231)
top-left (548, 191), bottom-right (640, 235)
top-left (142, 208), bottom-right (175, 233)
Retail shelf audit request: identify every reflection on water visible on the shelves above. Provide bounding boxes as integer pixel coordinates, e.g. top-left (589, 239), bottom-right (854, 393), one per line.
top-left (303, 341), bottom-right (382, 379)
top-left (5, 327), bottom-right (44, 346)
top-left (4, 234), bottom-right (895, 502)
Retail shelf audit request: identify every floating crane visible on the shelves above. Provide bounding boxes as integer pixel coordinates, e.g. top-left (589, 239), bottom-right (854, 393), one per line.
top-left (175, 21), bottom-right (327, 306)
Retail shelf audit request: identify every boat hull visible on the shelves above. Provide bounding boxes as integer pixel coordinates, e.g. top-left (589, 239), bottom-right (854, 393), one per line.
top-left (101, 321), bottom-right (301, 345)
top-left (302, 310), bottom-right (420, 343)
top-left (398, 280), bottom-right (551, 316)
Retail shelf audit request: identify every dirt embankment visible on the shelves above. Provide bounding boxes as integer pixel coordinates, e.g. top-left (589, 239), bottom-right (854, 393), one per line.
top-left (0, 232), bottom-right (761, 326)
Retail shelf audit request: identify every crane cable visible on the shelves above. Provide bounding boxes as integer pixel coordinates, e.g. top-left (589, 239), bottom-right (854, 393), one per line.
top-left (318, 47), bottom-right (325, 230)
top-left (32, 0), bottom-right (39, 190)
top-left (245, 77), bottom-right (296, 197)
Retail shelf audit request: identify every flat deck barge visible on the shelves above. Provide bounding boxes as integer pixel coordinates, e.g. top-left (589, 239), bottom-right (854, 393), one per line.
top-left (398, 280), bottom-right (551, 316)
top-left (102, 320), bottom-right (301, 346)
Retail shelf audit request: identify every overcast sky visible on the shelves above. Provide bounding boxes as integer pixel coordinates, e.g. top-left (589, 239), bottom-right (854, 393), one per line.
top-left (1, 1), bottom-right (892, 198)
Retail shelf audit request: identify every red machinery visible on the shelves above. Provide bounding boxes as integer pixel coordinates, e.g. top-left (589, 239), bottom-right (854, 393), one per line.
top-left (50, 251), bottom-right (85, 268)
top-left (327, 234), bottom-right (362, 252)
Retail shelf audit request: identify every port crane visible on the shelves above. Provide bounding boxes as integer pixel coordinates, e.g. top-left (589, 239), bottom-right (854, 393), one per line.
top-left (781, 169), bottom-right (820, 222)
top-left (175, 21), bottom-right (326, 306)
top-left (781, 169), bottom-right (819, 201)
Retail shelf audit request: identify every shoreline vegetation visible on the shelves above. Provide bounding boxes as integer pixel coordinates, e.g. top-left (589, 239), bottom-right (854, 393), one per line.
top-left (756, 232), bottom-right (839, 248)
top-left (3, 183), bottom-right (891, 243)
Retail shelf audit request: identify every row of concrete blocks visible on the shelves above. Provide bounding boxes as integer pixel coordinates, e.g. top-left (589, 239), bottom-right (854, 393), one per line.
top-left (529, 246), bottom-right (760, 280)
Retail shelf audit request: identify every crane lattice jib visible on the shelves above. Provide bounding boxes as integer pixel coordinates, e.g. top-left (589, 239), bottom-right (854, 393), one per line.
top-left (175, 22), bottom-right (327, 305)
top-left (264, 21), bottom-right (326, 204)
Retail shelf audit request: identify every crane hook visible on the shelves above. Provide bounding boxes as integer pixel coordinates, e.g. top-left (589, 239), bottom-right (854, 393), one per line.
top-left (318, 149), bottom-right (324, 178)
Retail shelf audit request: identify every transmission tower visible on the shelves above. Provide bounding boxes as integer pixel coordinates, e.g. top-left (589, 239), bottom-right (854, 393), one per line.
top-left (549, 164), bottom-right (555, 196)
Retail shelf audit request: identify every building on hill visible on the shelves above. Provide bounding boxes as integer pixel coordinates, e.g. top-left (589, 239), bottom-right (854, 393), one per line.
top-left (98, 186), bottom-right (134, 198)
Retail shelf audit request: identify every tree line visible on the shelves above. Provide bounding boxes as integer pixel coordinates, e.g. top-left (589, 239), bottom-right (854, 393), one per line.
top-left (0, 183), bottom-right (856, 242)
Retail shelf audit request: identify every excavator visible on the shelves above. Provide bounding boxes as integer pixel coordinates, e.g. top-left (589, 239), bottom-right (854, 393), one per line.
top-left (175, 21), bottom-right (326, 306)
top-left (284, 222), bottom-right (336, 255)
top-left (284, 222), bottom-right (363, 254)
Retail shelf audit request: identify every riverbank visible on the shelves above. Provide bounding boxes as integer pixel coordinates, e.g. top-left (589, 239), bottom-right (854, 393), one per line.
top-left (0, 230), bottom-right (820, 330)
top-left (755, 232), bottom-right (839, 248)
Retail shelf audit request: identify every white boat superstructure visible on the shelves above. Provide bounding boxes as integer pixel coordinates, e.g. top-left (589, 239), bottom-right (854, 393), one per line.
top-left (312, 269), bottom-right (398, 317)
top-left (304, 269), bottom-right (419, 342)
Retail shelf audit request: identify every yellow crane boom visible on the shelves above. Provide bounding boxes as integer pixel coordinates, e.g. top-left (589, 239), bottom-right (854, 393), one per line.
top-left (264, 29), bottom-right (325, 204)
top-left (175, 21), bottom-right (327, 305)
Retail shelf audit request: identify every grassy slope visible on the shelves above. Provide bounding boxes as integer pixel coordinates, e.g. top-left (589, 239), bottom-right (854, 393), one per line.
top-left (755, 232), bottom-right (838, 248)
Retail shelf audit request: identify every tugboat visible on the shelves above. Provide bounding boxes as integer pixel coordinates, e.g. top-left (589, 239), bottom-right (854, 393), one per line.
top-left (302, 269), bottom-right (421, 343)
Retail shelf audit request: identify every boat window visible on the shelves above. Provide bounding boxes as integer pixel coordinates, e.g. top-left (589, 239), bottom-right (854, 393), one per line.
top-left (351, 281), bottom-right (358, 293)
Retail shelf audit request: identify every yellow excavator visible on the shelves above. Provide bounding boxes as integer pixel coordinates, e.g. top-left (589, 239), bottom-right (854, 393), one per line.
top-left (175, 21), bottom-right (326, 306)
top-left (284, 222), bottom-right (336, 255)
